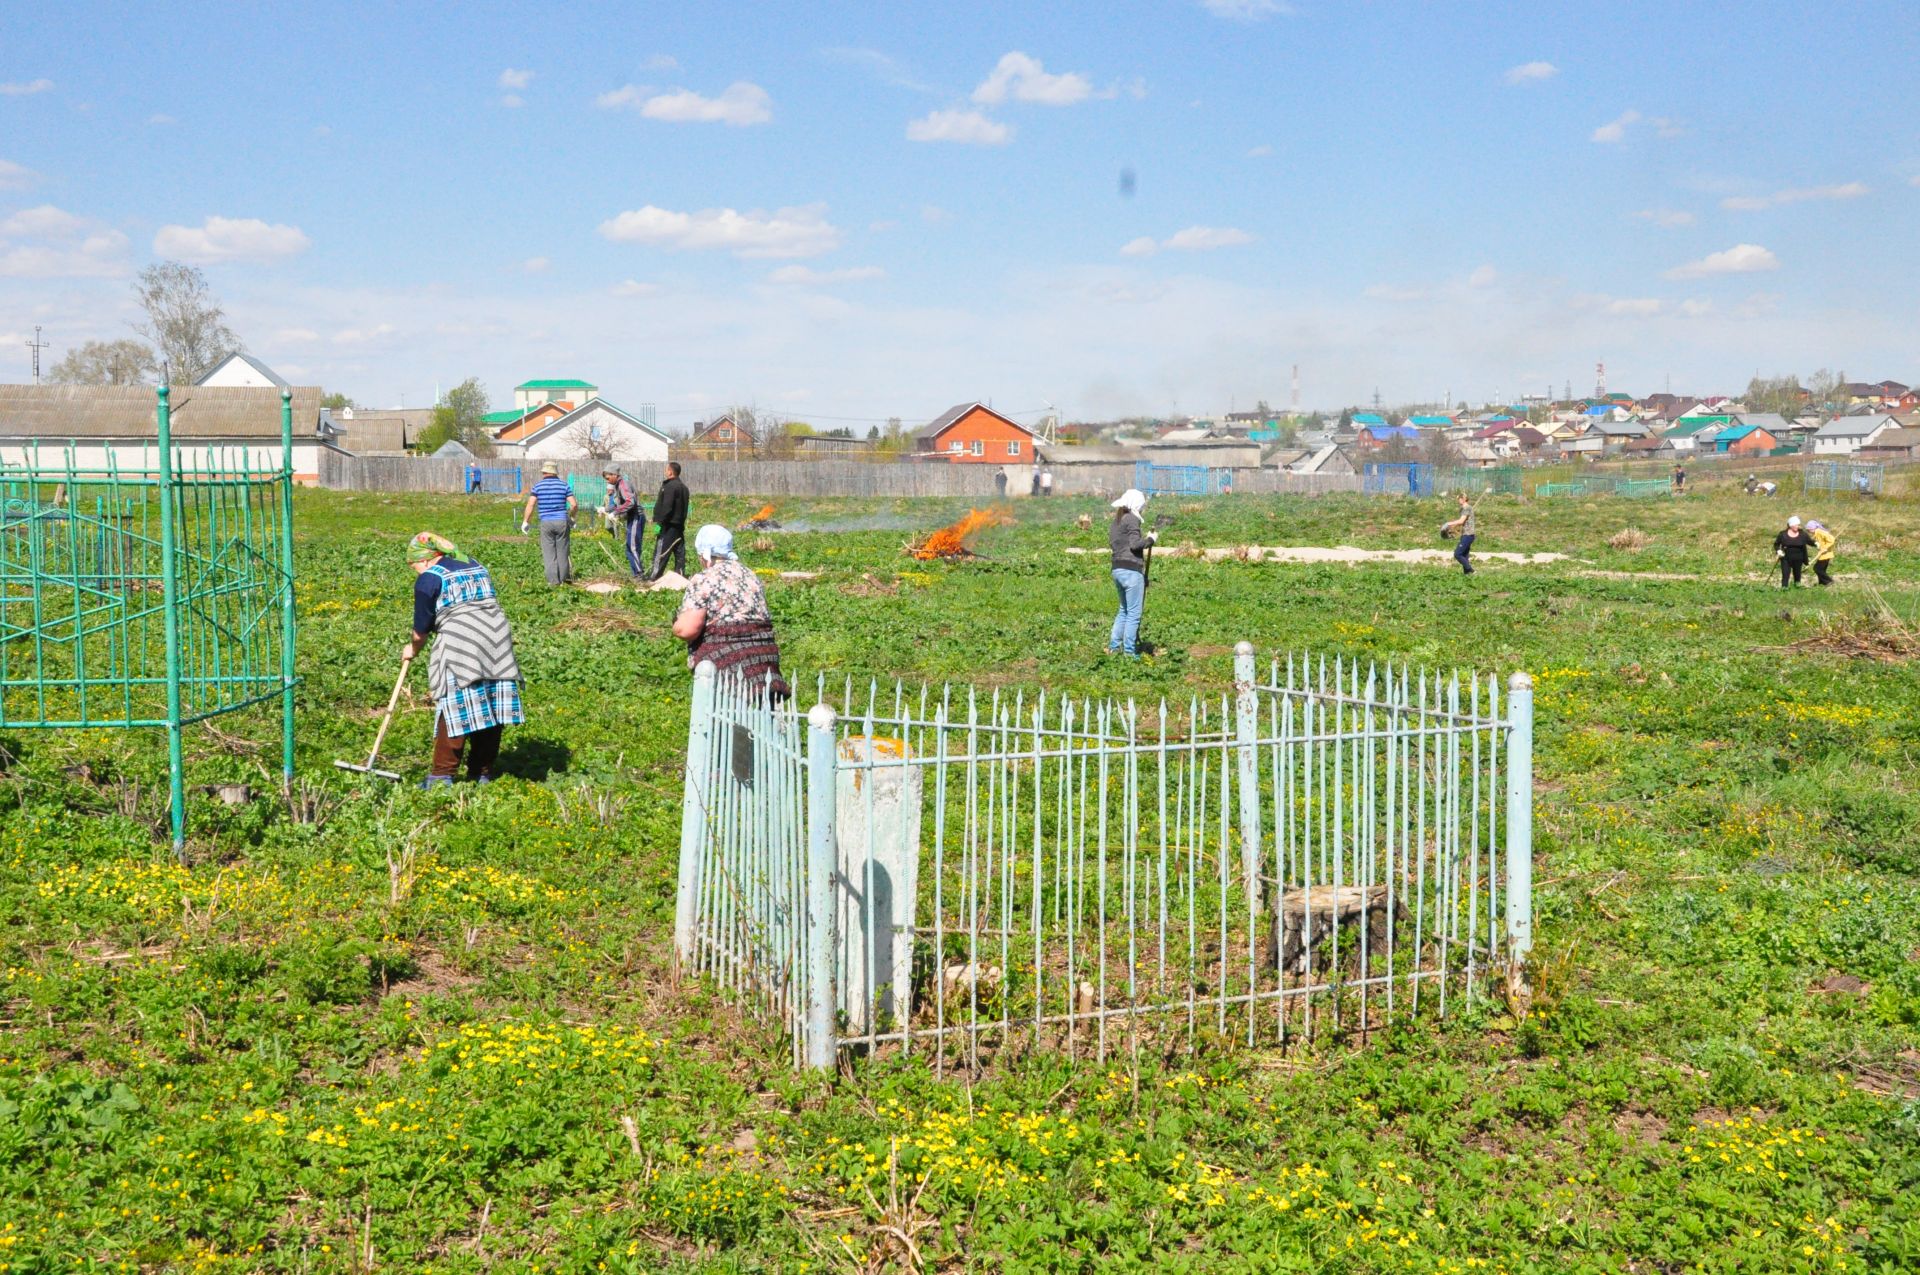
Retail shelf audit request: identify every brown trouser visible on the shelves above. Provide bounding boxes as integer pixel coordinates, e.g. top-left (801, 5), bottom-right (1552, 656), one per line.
top-left (431, 720), bottom-right (503, 780)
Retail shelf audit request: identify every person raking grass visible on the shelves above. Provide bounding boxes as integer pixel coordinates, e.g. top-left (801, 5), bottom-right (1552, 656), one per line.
top-left (1774, 515), bottom-right (1811, 588)
top-left (1441, 493), bottom-right (1476, 575)
top-left (520, 461), bottom-right (576, 586)
top-left (672, 525), bottom-right (789, 699)
top-left (1806, 518), bottom-right (1837, 587)
top-left (603, 465), bottom-right (646, 579)
top-left (403, 532), bottom-right (524, 787)
top-left (648, 462), bottom-right (689, 581)
top-left (1107, 488), bottom-right (1156, 657)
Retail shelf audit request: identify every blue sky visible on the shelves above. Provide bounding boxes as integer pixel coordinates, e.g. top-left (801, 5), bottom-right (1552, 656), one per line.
top-left (2, 0), bottom-right (1915, 425)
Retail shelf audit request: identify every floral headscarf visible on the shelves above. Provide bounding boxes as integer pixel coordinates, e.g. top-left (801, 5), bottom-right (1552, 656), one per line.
top-left (406, 531), bottom-right (463, 564)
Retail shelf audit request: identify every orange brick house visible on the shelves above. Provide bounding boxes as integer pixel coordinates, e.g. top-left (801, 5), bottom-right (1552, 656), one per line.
top-left (913, 402), bottom-right (1038, 464)
top-left (686, 414), bottom-right (757, 459)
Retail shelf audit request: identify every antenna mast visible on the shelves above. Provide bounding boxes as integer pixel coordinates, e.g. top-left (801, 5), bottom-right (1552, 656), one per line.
top-left (26, 326), bottom-right (48, 384)
top-left (1290, 364), bottom-right (1300, 413)
top-left (1595, 361), bottom-right (1607, 399)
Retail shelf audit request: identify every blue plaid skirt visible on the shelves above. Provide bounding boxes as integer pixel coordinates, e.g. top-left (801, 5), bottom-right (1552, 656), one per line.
top-left (435, 678), bottom-right (524, 738)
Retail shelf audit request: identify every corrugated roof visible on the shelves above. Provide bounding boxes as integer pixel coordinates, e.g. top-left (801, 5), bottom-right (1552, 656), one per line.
top-left (516, 378), bottom-right (597, 390)
top-left (1816, 414), bottom-right (1896, 437)
top-left (0, 384), bottom-right (323, 439)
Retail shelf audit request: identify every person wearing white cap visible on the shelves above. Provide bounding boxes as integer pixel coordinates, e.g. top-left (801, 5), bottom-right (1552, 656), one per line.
top-left (1107, 488), bottom-right (1155, 657)
top-left (520, 460), bottom-right (577, 586)
top-left (1773, 515), bottom-right (1811, 588)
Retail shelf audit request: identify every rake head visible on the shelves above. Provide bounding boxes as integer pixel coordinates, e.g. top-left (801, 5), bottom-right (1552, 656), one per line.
top-left (333, 759), bottom-right (401, 781)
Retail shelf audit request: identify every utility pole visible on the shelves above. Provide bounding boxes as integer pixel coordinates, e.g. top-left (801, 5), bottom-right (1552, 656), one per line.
top-left (26, 326), bottom-right (48, 384)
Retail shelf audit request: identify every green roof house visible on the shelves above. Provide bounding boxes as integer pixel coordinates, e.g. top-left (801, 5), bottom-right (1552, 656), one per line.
top-left (513, 378), bottom-right (599, 413)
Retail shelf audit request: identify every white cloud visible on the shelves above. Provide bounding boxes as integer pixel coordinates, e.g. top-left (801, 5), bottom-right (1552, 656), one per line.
top-left (905, 109), bottom-right (1011, 145)
top-left (0, 158), bottom-right (36, 190)
top-left (822, 47), bottom-right (937, 94)
top-left (971, 52), bottom-right (1093, 106)
top-left (0, 204), bottom-right (85, 237)
top-left (272, 328), bottom-right (320, 345)
top-left (1363, 283), bottom-right (1427, 302)
top-left (332, 323), bottom-right (396, 346)
top-left (1605, 298), bottom-right (1665, 317)
top-left (920, 204), bottom-right (954, 224)
top-left (766, 265), bottom-right (885, 286)
top-left (1591, 110), bottom-right (1639, 143)
top-left (0, 79), bottom-right (53, 96)
top-left (1246, 144), bottom-right (1273, 158)
top-left (611, 279), bottom-right (661, 297)
top-left (1121, 226), bottom-right (1255, 256)
top-left (153, 216), bottom-right (310, 264)
top-left (0, 204), bottom-right (129, 278)
top-left (1467, 264), bottom-right (1498, 287)
top-left (641, 54), bottom-right (679, 72)
top-left (1678, 299), bottom-right (1713, 317)
top-left (1720, 181), bottom-right (1869, 211)
top-left (600, 82), bottom-right (773, 125)
top-left (501, 94), bottom-right (525, 109)
top-left (598, 203), bottom-right (840, 259)
top-left (1665, 243), bottom-right (1779, 279)
top-left (1198, 0), bottom-right (1292, 19)
top-left (147, 113), bottom-right (177, 126)
top-left (1504, 61), bottom-right (1558, 85)
top-left (521, 256), bottom-right (551, 273)
top-left (498, 68), bottom-right (533, 90)
top-left (1910, 175), bottom-right (1920, 187)
top-left (1633, 208), bottom-right (1695, 227)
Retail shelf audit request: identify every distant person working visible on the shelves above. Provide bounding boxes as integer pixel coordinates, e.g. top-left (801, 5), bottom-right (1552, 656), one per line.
top-left (520, 461), bottom-right (576, 586)
top-left (603, 466), bottom-right (646, 579)
top-left (648, 462), bottom-right (690, 581)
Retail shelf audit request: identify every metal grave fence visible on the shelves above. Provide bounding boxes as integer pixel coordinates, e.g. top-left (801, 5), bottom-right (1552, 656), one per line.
top-left (675, 645), bottom-right (1534, 1072)
top-left (1361, 462), bottom-right (1435, 496)
top-left (0, 386), bottom-right (297, 853)
top-left (463, 464), bottom-right (522, 495)
top-left (1133, 461), bottom-right (1232, 498)
top-left (1804, 460), bottom-right (1883, 496)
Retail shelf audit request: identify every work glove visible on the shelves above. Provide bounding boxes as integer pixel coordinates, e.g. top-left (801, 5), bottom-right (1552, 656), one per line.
top-left (1146, 532), bottom-right (1158, 544)
top-left (520, 522), bottom-right (529, 535)
top-left (1775, 549), bottom-right (1784, 560)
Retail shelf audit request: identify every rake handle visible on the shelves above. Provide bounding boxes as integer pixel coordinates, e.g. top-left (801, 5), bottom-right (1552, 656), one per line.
top-left (363, 654), bottom-right (413, 769)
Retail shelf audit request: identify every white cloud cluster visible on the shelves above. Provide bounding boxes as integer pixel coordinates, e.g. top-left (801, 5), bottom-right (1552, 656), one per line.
top-left (0, 158), bottom-right (37, 190)
top-left (1503, 61), bottom-right (1558, 85)
top-left (598, 81), bottom-right (772, 125)
top-left (1720, 182), bottom-right (1868, 211)
top-left (1120, 226), bottom-right (1255, 256)
top-left (1197, 0), bottom-right (1292, 19)
top-left (0, 79), bottom-right (53, 96)
top-left (153, 216), bottom-right (311, 264)
top-left (0, 203), bottom-right (128, 278)
top-left (905, 109), bottom-right (1011, 145)
top-left (598, 203), bottom-right (840, 258)
top-left (1665, 243), bottom-right (1778, 279)
top-left (610, 279), bottom-right (661, 297)
top-left (1590, 109), bottom-right (1681, 143)
top-left (972, 52), bottom-right (1092, 106)
top-left (766, 265), bottom-right (884, 286)
top-left (498, 68), bottom-right (533, 90)
top-left (521, 256), bottom-right (551, 273)
top-left (1633, 208), bottom-right (1695, 228)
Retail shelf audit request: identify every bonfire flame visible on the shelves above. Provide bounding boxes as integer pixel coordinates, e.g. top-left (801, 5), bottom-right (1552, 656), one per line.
top-left (911, 507), bottom-right (1013, 560)
top-left (738, 503), bottom-right (777, 528)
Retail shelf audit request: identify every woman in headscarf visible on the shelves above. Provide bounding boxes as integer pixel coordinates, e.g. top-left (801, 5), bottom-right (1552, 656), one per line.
top-left (1107, 488), bottom-right (1155, 657)
top-left (671, 524), bottom-right (789, 700)
top-left (404, 532), bottom-right (524, 786)
top-left (1773, 515), bottom-right (1811, 589)
top-left (1806, 519), bottom-right (1837, 587)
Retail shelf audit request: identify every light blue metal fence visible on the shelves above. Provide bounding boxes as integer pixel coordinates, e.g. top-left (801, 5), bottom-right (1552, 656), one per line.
top-left (463, 464), bottom-right (522, 494)
top-left (1362, 462), bottom-right (1435, 496)
top-left (1133, 461), bottom-right (1232, 497)
top-left (676, 646), bottom-right (1535, 1072)
top-left (1804, 460), bottom-right (1884, 496)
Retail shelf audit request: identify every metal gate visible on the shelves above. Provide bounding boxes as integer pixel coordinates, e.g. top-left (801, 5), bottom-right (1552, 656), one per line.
top-left (677, 646), bottom-right (1535, 1071)
top-left (1804, 460), bottom-right (1883, 496)
top-left (462, 464), bottom-right (522, 495)
top-left (1133, 461), bottom-right (1231, 497)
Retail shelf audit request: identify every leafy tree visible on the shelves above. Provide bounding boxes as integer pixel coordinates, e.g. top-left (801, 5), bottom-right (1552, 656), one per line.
top-left (321, 392), bottom-right (356, 411)
top-left (1744, 374), bottom-right (1807, 419)
top-left (1806, 368), bottom-right (1847, 411)
top-left (418, 378), bottom-right (492, 456)
top-left (1337, 407), bottom-right (1353, 432)
top-left (1422, 427), bottom-right (1462, 469)
top-left (132, 262), bottom-right (241, 383)
top-left (48, 339), bottom-right (157, 386)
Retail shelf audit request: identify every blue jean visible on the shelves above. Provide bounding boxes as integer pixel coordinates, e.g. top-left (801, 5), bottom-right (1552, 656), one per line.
top-left (1109, 568), bottom-right (1145, 654)
top-left (620, 516), bottom-right (646, 576)
top-left (1454, 533), bottom-right (1475, 574)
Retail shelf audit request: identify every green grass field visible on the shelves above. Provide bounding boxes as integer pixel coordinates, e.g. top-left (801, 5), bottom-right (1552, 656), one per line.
top-left (2, 484), bottom-right (1917, 1273)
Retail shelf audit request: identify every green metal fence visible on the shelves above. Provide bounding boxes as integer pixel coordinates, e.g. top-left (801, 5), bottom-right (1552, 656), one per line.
top-left (0, 386), bottom-right (297, 854)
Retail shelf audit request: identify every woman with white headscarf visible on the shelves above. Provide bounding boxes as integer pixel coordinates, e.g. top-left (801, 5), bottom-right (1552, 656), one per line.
top-left (1107, 488), bottom-right (1155, 657)
top-left (1773, 515), bottom-right (1811, 589)
top-left (672, 524), bottom-right (790, 699)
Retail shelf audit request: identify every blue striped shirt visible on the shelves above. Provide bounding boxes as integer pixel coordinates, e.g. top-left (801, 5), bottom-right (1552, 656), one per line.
top-left (531, 476), bottom-right (571, 521)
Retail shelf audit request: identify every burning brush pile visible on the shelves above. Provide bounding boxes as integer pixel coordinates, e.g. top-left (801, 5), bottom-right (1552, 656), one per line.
top-left (737, 503), bottom-right (780, 530)
top-left (908, 507), bottom-right (1013, 560)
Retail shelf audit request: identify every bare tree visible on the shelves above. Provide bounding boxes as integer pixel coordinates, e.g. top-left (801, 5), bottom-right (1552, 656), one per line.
top-left (49, 338), bottom-right (158, 386)
top-left (132, 262), bottom-right (242, 384)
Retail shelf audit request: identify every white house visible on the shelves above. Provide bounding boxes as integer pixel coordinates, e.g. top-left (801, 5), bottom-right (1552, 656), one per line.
top-left (1811, 414), bottom-right (1898, 455)
top-left (499, 398), bottom-right (670, 464)
top-left (0, 383), bottom-right (331, 480)
top-left (195, 352), bottom-right (289, 390)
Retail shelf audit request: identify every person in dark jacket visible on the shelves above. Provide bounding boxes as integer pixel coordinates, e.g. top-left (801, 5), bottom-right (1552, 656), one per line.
top-left (648, 462), bottom-right (689, 580)
top-left (1107, 487), bottom-right (1155, 657)
top-left (1774, 515), bottom-right (1811, 588)
top-left (603, 466), bottom-right (646, 578)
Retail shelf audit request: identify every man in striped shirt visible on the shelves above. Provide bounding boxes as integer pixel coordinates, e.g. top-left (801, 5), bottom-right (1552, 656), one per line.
top-left (520, 461), bottom-right (577, 585)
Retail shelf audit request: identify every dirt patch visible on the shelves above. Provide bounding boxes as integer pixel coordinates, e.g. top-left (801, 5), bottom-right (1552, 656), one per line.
top-left (841, 573), bottom-right (898, 598)
top-left (556, 607), bottom-right (653, 637)
top-left (1811, 972), bottom-right (1869, 996)
top-left (1612, 1109), bottom-right (1669, 1146)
